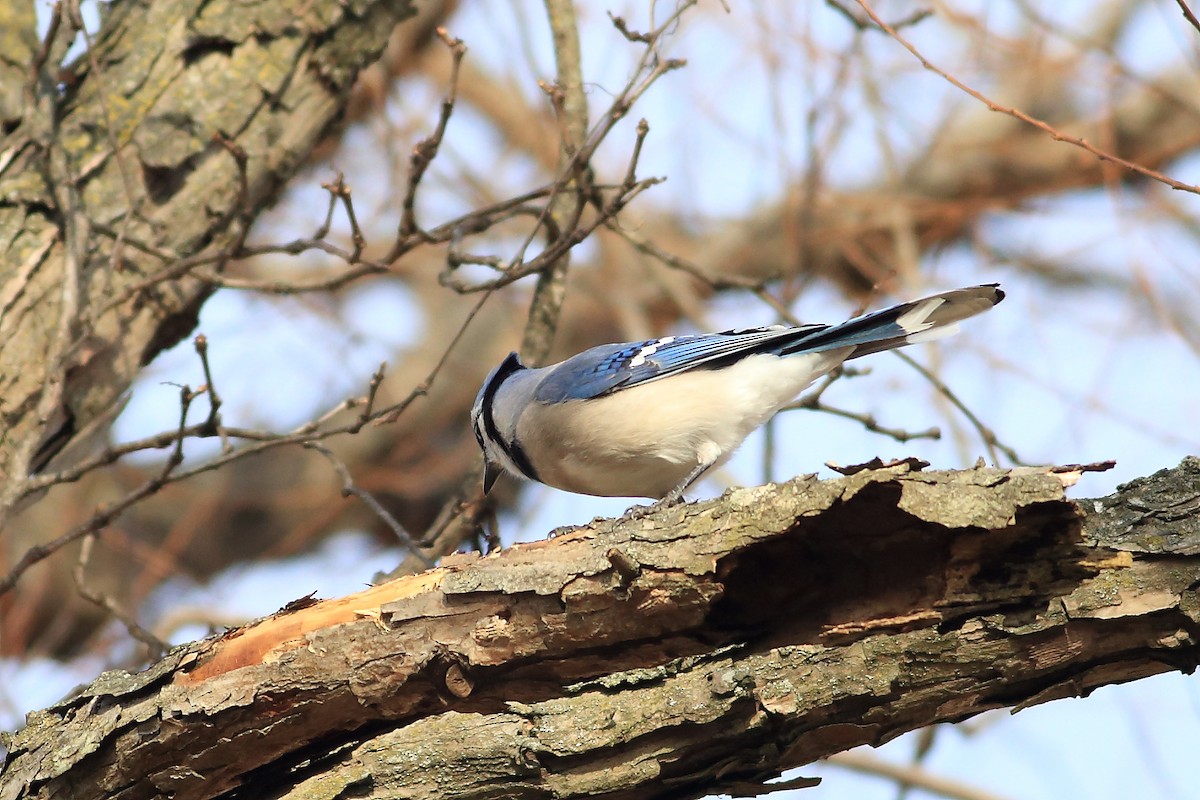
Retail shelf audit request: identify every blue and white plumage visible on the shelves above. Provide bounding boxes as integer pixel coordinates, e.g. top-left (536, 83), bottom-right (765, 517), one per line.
top-left (471, 284), bottom-right (1003, 502)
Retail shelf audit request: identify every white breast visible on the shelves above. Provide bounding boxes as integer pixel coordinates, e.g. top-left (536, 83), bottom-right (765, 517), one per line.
top-left (516, 349), bottom-right (850, 498)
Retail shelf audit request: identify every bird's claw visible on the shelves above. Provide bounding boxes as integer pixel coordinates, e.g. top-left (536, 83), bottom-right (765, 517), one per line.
top-left (623, 494), bottom-right (684, 521)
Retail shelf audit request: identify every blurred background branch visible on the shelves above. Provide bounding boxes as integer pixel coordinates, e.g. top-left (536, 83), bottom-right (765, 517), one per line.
top-left (2, 2), bottom-right (1199, 796)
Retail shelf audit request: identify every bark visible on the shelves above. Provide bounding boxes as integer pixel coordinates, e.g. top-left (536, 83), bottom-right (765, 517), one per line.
top-left (0, 0), bottom-right (427, 654)
top-left (7, 1), bottom-right (1200, 660)
top-left (0, 0), bottom-right (418, 517)
top-left (3, 458), bottom-right (1198, 800)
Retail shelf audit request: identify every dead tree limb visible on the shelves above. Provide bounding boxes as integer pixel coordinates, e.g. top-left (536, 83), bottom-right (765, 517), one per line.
top-left (3, 458), bottom-right (1199, 799)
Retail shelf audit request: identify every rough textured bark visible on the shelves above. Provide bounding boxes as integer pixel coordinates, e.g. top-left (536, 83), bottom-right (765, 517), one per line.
top-left (0, 0), bottom-right (417, 518)
top-left (7, 1), bottom-right (1200, 661)
top-left (0, 0), bottom-right (430, 655)
top-left (4, 458), bottom-right (1198, 800)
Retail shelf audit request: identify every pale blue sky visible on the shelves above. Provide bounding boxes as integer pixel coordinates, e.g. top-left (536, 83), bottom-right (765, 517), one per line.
top-left (6, 2), bottom-right (1200, 798)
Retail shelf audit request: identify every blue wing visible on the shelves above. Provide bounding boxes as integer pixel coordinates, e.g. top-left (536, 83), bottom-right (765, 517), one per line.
top-left (534, 284), bottom-right (1005, 403)
top-left (535, 324), bottom-right (826, 403)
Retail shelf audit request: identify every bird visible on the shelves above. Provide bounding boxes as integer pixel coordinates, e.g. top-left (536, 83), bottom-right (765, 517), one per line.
top-left (471, 284), bottom-right (1003, 506)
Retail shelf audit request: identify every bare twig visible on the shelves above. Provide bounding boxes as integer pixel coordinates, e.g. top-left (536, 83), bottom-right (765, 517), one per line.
top-left (359, 362), bottom-right (387, 424)
top-left (607, 11), bottom-right (653, 44)
top-left (1176, 0), bottom-right (1200, 36)
top-left (393, 28), bottom-right (468, 249)
top-left (893, 350), bottom-right (1024, 466)
top-left (439, 1), bottom-right (692, 302)
top-left (824, 0), bottom-right (931, 32)
top-left (90, 180), bottom-right (562, 302)
top-left (513, 0), bottom-right (589, 366)
top-left (788, 395), bottom-right (942, 444)
top-left (826, 751), bottom-right (1014, 800)
top-left (3, 287), bottom-right (488, 598)
top-left (604, 220), bottom-right (764, 290)
top-left (2, 385), bottom-right (197, 597)
top-left (73, 533), bottom-right (170, 656)
top-left (323, 173), bottom-right (366, 259)
top-left (313, 172), bottom-right (343, 240)
top-left (305, 443), bottom-right (435, 569)
top-left (440, 174), bottom-right (665, 293)
top-left (379, 291), bottom-right (492, 424)
top-left (854, 0), bottom-right (1200, 195)
top-left (192, 334), bottom-right (224, 439)
top-left (753, 297), bottom-right (997, 455)
top-left (64, 380), bottom-right (193, 657)
top-left (2, 0), bottom-right (700, 609)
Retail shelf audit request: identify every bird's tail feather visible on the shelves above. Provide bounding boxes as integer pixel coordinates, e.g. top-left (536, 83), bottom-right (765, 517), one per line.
top-left (781, 284), bottom-right (1004, 359)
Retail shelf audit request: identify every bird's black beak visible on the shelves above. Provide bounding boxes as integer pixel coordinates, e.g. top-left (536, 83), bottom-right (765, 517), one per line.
top-left (482, 459), bottom-right (501, 494)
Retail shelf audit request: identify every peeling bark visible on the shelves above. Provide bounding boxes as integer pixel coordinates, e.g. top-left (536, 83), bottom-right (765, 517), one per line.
top-left (7, 1), bottom-right (1200, 663)
top-left (4, 459), bottom-right (1199, 800)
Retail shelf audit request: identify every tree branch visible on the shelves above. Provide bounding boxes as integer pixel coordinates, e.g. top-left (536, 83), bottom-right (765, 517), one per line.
top-left (0, 0), bottom-right (419, 526)
top-left (4, 458), bottom-right (1198, 799)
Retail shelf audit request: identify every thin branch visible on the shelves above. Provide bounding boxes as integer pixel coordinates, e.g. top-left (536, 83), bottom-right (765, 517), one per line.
top-left (439, 1), bottom-right (691, 301)
top-left (324, 173), bottom-right (366, 259)
top-left (605, 220), bottom-right (764, 290)
top-left (515, 0), bottom-right (589, 366)
top-left (3, 287), bottom-right (489, 598)
top-left (826, 751), bottom-right (1015, 800)
top-left (787, 395), bottom-right (942, 444)
top-left (89, 180), bottom-right (561, 302)
top-left (753, 296), bottom-right (998, 456)
top-left (1, 385), bottom-right (197, 597)
top-left (2, 0), bottom-right (699, 610)
top-left (893, 350), bottom-right (1024, 466)
top-left (192, 334), bottom-right (224, 439)
top-left (1175, 0), bottom-right (1200, 36)
top-left (313, 172), bottom-right (343, 240)
top-left (358, 362), bottom-right (387, 424)
top-left (379, 290), bottom-right (492, 424)
top-left (73, 533), bottom-right (170, 656)
top-left (854, 0), bottom-right (1200, 195)
top-left (68, 381), bottom-right (196, 660)
top-left (607, 11), bottom-right (653, 44)
top-left (393, 28), bottom-right (467, 249)
top-left (439, 174), bottom-right (664, 293)
top-left (305, 443), bottom-right (435, 569)
top-left (824, 0), bottom-right (932, 32)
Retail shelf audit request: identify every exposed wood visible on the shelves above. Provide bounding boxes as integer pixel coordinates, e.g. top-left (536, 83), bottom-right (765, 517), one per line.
top-left (0, 0), bottom-right (423, 656)
top-left (4, 458), bottom-right (1198, 799)
top-left (8, 2), bottom-right (1200, 663)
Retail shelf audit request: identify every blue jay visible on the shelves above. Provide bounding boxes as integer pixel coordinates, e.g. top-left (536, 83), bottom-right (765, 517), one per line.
top-left (471, 284), bottom-right (1003, 504)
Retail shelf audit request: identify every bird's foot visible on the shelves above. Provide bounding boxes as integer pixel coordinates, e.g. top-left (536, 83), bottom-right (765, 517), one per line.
top-left (623, 493), bottom-right (684, 521)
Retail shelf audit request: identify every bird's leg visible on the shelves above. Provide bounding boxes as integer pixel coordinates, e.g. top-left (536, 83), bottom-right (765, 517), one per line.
top-left (623, 459), bottom-right (714, 520)
top-left (659, 461), bottom-right (711, 506)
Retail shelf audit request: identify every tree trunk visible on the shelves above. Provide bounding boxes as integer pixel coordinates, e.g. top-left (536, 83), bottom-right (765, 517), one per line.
top-left (4, 458), bottom-right (1198, 800)
top-left (0, 0), bottom-right (416, 521)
